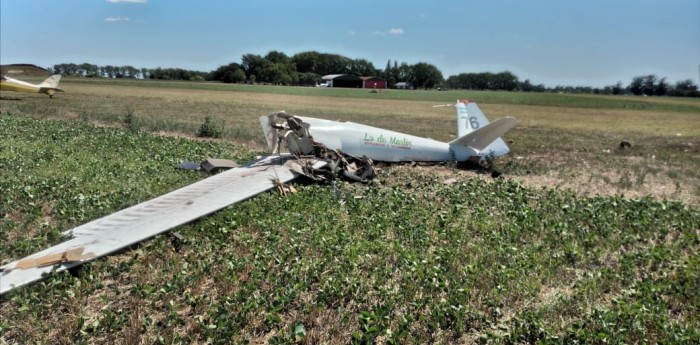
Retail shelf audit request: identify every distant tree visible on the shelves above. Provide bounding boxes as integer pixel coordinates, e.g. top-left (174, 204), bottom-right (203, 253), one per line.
top-left (241, 54), bottom-right (270, 81)
top-left (397, 62), bottom-right (411, 82)
top-left (260, 62), bottom-right (297, 85)
top-left (232, 69), bottom-right (246, 83)
top-left (212, 63), bottom-right (244, 83)
top-left (382, 59), bottom-right (396, 86)
top-left (79, 63), bottom-right (100, 77)
top-left (409, 62), bottom-right (443, 89)
top-left (122, 65), bottom-right (139, 79)
top-left (291, 51), bottom-right (320, 74)
top-left (104, 65), bottom-right (116, 78)
top-left (642, 74), bottom-right (657, 96)
top-left (52, 64), bottom-right (64, 74)
top-left (628, 74), bottom-right (671, 96)
top-left (296, 72), bottom-right (320, 86)
top-left (53, 53), bottom-right (700, 98)
top-left (221, 71), bottom-right (235, 83)
top-left (446, 71), bottom-right (520, 91)
top-left (265, 50), bottom-right (289, 64)
top-left (349, 58), bottom-right (378, 76)
top-left (611, 81), bottom-right (624, 95)
top-left (655, 77), bottom-right (669, 96)
top-left (239, 51), bottom-right (299, 85)
top-left (53, 63), bottom-right (79, 76)
top-left (316, 53), bottom-right (352, 75)
top-left (147, 67), bottom-right (204, 80)
top-left (492, 71), bottom-right (519, 91)
top-left (629, 76), bottom-right (644, 95)
top-left (669, 79), bottom-right (699, 97)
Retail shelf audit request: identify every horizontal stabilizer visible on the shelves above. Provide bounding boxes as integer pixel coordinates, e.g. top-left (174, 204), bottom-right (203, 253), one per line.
top-left (39, 87), bottom-right (64, 94)
top-left (449, 117), bottom-right (517, 152)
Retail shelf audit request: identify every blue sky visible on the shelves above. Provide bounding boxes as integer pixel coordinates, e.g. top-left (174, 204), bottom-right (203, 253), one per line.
top-left (1, 0), bottom-right (698, 87)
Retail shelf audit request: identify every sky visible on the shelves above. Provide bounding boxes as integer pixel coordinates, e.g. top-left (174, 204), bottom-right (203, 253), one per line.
top-left (1, 0), bottom-right (698, 87)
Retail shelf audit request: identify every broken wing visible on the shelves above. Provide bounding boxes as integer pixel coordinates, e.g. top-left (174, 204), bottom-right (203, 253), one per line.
top-left (0, 155), bottom-right (302, 295)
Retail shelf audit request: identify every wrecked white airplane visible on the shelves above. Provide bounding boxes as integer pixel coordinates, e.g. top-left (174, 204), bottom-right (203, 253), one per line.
top-left (0, 100), bottom-right (515, 294)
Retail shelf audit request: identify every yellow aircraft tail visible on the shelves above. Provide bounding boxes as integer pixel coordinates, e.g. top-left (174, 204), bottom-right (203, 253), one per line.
top-left (39, 74), bottom-right (62, 88)
top-left (38, 74), bottom-right (64, 97)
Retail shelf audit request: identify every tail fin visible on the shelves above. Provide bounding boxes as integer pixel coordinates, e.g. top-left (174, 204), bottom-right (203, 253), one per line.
top-left (38, 74), bottom-right (64, 97)
top-left (451, 100), bottom-right (516, 158)
top-left (455, 99), bottom-right (490, 137)
top-left (39, 74), bottom-right (62, 88)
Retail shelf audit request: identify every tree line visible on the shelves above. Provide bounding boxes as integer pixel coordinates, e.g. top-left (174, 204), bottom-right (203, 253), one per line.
top-left (50, 51), bottom-right (698, 97)
top-left (50, 52), bottom-right (444, 89)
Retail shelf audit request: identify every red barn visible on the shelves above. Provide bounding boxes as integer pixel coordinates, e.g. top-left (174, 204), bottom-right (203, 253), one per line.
top-left (360, 76), bottom-right (387, 89)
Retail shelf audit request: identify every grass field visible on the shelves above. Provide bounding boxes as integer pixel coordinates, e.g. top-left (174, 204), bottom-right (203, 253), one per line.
top-left (1, 80), bottom-right (699, 344)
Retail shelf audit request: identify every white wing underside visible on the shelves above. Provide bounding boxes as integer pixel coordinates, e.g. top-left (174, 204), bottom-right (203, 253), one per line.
top-left (1, 155), bottom-right (304, 294)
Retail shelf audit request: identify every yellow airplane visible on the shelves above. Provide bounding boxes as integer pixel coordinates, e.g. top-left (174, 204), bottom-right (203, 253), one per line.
top-left (0, 64), bottom-right (64, 98)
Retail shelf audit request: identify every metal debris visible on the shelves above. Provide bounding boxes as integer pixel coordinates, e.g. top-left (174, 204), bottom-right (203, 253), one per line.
top-left (267, 111), bottom-right (377, 183)
top-left (201, 158), bottom-right (238, 172)
top-left (177, 161), bottom-right (202, 170)
top-left (178, 158), bottom-right (239, 173)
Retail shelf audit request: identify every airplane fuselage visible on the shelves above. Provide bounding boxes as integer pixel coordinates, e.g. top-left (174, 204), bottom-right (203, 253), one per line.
top-left (0, 74), bottom-right (63, 97)
top-left (299, 116), bottom-right (478, 162)
top-left (0, 76), bottom-right (42, 93)
top-left (260, 100), bottom-right (514, 165)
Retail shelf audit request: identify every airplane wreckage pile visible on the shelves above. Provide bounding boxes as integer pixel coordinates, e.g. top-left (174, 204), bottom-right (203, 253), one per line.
top-left (0, 100), bottom-right (516, 294)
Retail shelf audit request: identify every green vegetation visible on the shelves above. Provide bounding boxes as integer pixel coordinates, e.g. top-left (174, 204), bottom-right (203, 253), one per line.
top-left (0, 115), bottom-right (250, 260)
top-left (0, 114), bottom-right (698, 343)
top-left (197, 116), bottom-right (225, 139)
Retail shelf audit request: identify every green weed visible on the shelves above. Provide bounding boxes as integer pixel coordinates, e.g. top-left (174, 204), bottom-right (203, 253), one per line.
top-left (196, 116), bottom-right (224, 138)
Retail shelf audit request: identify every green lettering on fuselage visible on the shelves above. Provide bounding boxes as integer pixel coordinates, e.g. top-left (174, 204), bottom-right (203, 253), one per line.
top-left (364, 132), bottom-right (412, 149)
top-left (390, 136), bottom-right (411, 147)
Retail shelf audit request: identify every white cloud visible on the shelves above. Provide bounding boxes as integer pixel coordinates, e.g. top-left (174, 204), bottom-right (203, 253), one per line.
top-left (105, 16), bottom-right (131, 22)
top-left (372, 28), bottom-right (405, 36)
top-left (106, 0), bottom-right (147, 3)
top-left (348, 31), bottom-right (356, 36)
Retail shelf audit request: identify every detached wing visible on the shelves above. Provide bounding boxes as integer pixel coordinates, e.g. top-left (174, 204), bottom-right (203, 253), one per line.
top-left (1, 155), bottom-right (303, 294)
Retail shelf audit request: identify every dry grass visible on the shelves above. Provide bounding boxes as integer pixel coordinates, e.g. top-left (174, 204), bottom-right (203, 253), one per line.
top-left (2, 80), bottom-right (699, 206)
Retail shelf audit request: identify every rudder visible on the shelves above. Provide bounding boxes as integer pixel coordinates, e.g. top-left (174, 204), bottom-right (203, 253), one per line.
top-left (455, 99), bottom-right (490, 138)
top-left (39, 74), bottom-right (62, 88)
top-left (452, 100), bottom-right (514, 158)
